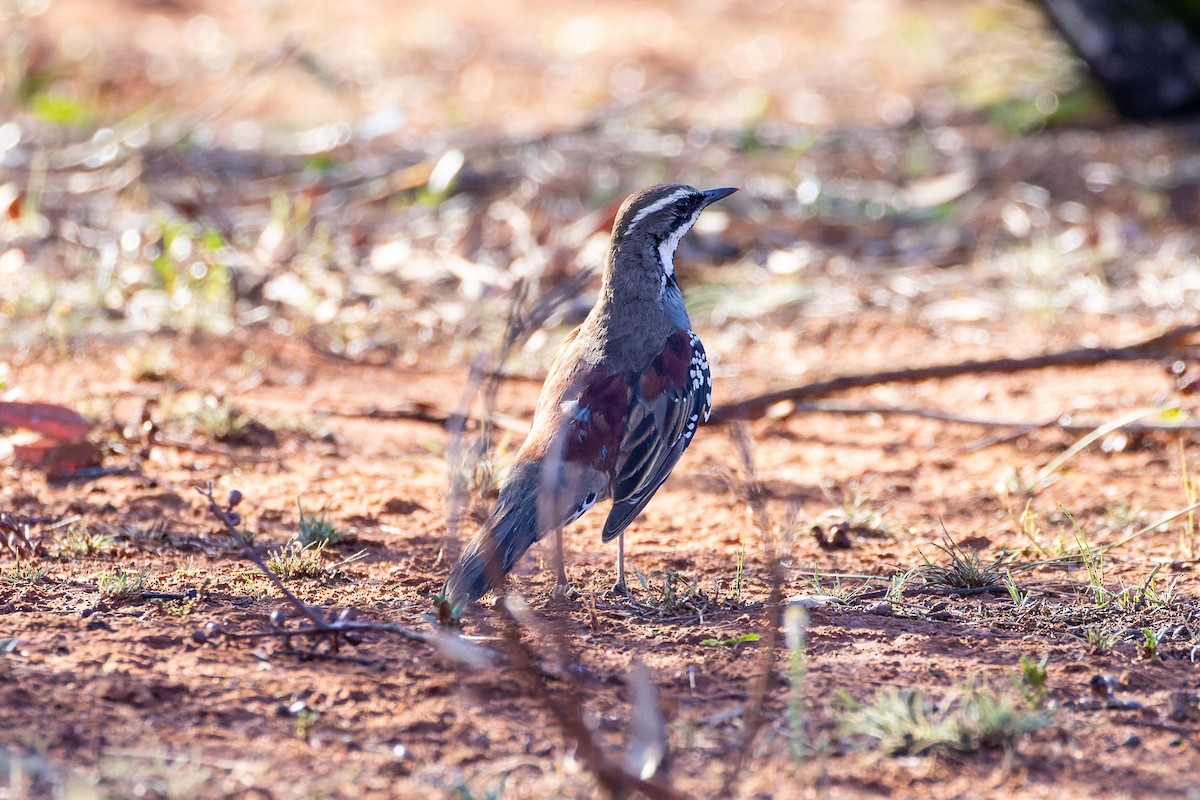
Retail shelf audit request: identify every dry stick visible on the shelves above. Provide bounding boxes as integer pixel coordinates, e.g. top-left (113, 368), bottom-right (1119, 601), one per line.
top-left (492, 599), bottom-right (687, 800)
top-left (443, 269), bottom-right (597, 571)
top-left (774, 401), bottom-right (1200, 435)
top-left (720, 425), bottom-right (787, 798)
top-left (198, 484), bottom-right (327, 628)
top-left (322, 395), bottom-right (1200, 441)
top-left (708, 322), bottom-right (1200, 424)
top-left (856, 583), bottom-right (1009, 601)
top-left (442, 280), bottom-right (534, 572)
top-left (196, 483), bottom-right (428, 645)
top-left (1114, 717), bottom-right (1200, 750)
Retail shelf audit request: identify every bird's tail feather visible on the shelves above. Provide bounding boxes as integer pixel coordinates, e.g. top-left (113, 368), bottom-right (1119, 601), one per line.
top-left (442, 474), bottom-right (542, 615)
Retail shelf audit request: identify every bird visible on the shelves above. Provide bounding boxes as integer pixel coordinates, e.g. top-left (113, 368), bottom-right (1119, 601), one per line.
top-left (440, 183), bottom-right (736, 618)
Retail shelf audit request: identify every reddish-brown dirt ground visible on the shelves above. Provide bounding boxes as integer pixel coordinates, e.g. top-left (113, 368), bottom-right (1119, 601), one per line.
top-left (3, 318), bottom-right (1199, 799)
top-left (3, 0), bottom-right (1200, 798)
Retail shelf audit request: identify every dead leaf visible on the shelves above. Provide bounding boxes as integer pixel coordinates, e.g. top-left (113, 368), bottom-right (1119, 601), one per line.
top-left (0, 401), bottom-right (93, 442)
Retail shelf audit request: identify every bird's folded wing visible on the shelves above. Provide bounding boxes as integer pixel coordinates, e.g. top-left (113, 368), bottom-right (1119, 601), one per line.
top-left (602, 330), bottom-right (708, 542)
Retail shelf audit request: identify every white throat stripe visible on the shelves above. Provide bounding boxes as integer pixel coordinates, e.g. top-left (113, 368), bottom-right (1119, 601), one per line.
top-left (657, 207), bottom-right (702, 279)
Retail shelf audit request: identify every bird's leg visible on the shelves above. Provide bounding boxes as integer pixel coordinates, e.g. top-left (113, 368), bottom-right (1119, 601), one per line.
top-left (610, 532), bottom-right (629, 596)
top-left (551, 526), bottom-right (575, 599)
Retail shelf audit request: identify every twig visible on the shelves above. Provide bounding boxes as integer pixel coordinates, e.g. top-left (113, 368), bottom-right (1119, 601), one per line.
top-left (276, 649), bottom-right (379, 667)
top-left (755, 401), bottom-right (1200, 435)
top-left (709, 323), bottom-right (1200, 423)
top-left (856, 583), bottom-right (1009, 601)
top-left (138, 591), bottom-right (195, 602)
top-left (720, 425), bottom-right (786, 798)
top-left (199, 484), bottom-right (327, 626)
top-left (196, 484), bottom-right (429, 647)
top-left (491, 596), bottom-right (687, 800)
top-left (1113, 717), bottom-right (1200, 750)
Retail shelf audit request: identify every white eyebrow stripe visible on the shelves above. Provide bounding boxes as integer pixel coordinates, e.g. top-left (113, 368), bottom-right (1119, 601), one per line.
top-left (623, 188), bottom-right (692, 235)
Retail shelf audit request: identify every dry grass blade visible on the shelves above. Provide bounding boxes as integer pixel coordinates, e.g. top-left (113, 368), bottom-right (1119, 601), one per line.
top-left (1102, 499), bottom-right (1200, 554)
top-left (760, 401), bottom-right (1200, 435)
top-left (626, 659), bottom-right (669, 782)
top-left (442, 271), bottom-right (593, 573)
top-left (1030, 406), bottom-right (1176, 493)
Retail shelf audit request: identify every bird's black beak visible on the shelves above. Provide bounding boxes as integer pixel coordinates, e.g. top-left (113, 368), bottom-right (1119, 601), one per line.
top-left (700, 187), bottom-right (738, 207)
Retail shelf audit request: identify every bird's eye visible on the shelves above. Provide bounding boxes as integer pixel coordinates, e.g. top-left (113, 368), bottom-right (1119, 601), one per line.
top-left (673, 198), bottom-right (690, 212)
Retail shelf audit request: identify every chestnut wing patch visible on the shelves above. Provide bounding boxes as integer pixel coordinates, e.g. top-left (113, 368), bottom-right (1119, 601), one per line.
top-left (521, 362), bottom-right (631, 531)
top-left (560, 369), bottom-right (631, 475)
top-left (602, 329), bottom-right (710, 542)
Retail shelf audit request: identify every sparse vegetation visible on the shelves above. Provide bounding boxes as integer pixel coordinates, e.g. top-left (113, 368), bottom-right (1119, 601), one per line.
top-left (266, 540), bottom-right (330, 580)
top-left (1081, 627), bottom-right (1119, 655)
top-left (839, 682), bottom-right (1048, 756)
top-left (1063, 507), bottom-right (1109, 607)
top-left (266, 539), bottom-right (365, 581)
top-left (120, 343), bottom-right (175, 382)
top-left (1139, 627), bottom-right (1165, 660)
top-left (297, 504), bottom-right (343, 547)
top-left (1014, 654), bottom-right (1050, 708)
top-left (195, 396), bottom-right (252, 443)
top-left (2, 564), bottom-right (46, 585)
top-left (805, 485), bottom-right (903, 540)
top-left (634, 569), bottom-right (703, 616)
top-left (918, 535), bottom-right (1008, 590)
top-left (699, 632), bottom-right (760, 650)
top-left (62, 525), bottom-right (116, 557)
top-left (796, 570), bottom-right (869, 602)
top-left (98, 568), bottom-right (147, 598)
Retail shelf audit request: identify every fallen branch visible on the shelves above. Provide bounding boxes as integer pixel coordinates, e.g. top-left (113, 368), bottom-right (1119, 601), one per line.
top-left (708, 323), bottom-right (1200, 423)
top-left (761, 401), bottom-right (1200, 435)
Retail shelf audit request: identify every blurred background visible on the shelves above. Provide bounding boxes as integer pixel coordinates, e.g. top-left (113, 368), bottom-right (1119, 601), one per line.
top-left (1, 0), bottom-right (1197, 363)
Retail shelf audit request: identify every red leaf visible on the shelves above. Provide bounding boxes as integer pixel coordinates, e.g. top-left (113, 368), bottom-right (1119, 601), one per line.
top-left (12, 438), bottom-right (102, 474)
top-left (0, 401), bottom-right (93, 442)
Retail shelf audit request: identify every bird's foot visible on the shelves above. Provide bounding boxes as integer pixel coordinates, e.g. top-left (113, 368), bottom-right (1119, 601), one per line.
top-left (550, 582), bottom-right (579, 602)
top-left (607, 579), bottom-right (629, 597)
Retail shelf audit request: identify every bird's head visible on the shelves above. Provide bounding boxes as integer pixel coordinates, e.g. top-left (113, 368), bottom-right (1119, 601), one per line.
top-left (605, 184), bottom-right (737, 296)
